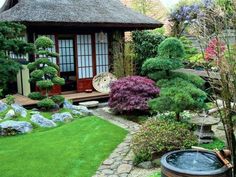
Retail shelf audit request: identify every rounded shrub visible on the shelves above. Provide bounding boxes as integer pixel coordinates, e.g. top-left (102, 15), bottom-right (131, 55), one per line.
top-left (43, 66), bottom-right (58, 76)
top-left (108, 76), bottom-right (159, 114)
top-left (158, 37), bottom-right (185, 59)
top-left (48, 62), bottom-right (60, 71)
top-left (51, 95), bottom-right (65, 105)
top-left (30, 70), bottom-right (44, 81)
top-left (149, 77), bottom-right (207, 120)
top-left (35, 36), bottom-right (54, 49)
top-left (142, 57), bottom-right (183, 75)
top-left (52, 77), bottom-right (65, 85)
top-left (37, 98), bottom-right (56, 110)
top-left (27, 63), bottom-right (37, 71)
top-left (132, 119), bottom-right (197, 164)
top-left (28, 92), bottom-right (46, 100)
top-left (35, 58), bottom-right (51, 66)
top-left (36, 80), bottom-right (54, 89)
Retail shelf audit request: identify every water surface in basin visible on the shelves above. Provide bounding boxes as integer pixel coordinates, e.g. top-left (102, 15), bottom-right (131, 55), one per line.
top-left (167, 151), bottom-right (223, 171)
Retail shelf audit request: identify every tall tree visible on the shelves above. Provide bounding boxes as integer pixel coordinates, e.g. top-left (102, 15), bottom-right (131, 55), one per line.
top-left (191, 0), bottom-right (236, 175)
top-left (0, 22), bottom-right (34, 96)
top-left (122, 0), bottom-right (168, 21)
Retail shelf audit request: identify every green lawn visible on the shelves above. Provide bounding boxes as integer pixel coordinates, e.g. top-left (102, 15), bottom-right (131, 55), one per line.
top-left (0, 116), bottom-right (128, 177)
top-left (149, 171), bottom-right (161, 177)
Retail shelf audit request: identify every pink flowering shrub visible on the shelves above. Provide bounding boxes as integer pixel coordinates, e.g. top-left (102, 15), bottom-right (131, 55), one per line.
top-left (108, 76), bottom-right (159, 114)
top-left (205, 38), bottom-right (226, 61)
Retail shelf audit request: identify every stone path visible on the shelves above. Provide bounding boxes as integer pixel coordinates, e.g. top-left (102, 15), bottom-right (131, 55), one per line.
top-left (92, 108), bottom-right (145, 177)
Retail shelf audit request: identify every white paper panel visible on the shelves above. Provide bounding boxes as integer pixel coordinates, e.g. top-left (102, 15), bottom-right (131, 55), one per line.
top-left (77, 34), bottom-right (93, 79)
top-left (95, 33), bottom-right (109, 74)
top-left (59, 39), bottom-right (75, 72)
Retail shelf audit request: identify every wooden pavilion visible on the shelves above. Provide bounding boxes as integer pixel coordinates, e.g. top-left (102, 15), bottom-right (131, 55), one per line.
top-left (0, 0), bottom-right (162, 102)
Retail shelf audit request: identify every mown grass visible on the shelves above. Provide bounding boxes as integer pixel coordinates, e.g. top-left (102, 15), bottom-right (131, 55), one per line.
top-left (0, 116), bottom-right (128, 177)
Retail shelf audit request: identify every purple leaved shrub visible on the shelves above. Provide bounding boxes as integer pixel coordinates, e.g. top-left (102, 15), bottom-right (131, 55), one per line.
top-left (108, 76), bottom-right (159, 114)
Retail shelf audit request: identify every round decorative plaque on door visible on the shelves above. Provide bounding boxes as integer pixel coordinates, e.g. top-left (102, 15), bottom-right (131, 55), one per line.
top-left (92, 72), bottom-right (117, 93)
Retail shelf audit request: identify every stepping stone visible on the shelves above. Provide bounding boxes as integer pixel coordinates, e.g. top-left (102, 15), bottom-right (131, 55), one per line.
top-left (137, 161), bottom-right (153, 169)
top-left (79, 101), bottom-right (99, 108)
top-left (103, 159), bottom-right (114, 165)
top-left (117, 164), bottom-right (132, 174)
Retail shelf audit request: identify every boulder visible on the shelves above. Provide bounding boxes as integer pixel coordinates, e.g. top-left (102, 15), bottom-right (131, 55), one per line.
top-left (71, 110), bottom-right (82, 116)
top-left (63, 100), bottom-right (74, 109)
top-left (31, 114), bottom-right (56, 128)
top-left (0, 101), bottom-right (8, 112)
top-left (63, 100), bottom-right (93, 116)
top-left (11, 103), bottom-right (27, 118)
top-left (0, 120), bottom-right (32, 135)
top-left (4, 109), bottom-right (15, 119)
top-left (52, 112), bottom-right (73, 123)
top-left (72, 105), bottom-right (93, 116)
top-left (79, 101), bottom-right (99, 108)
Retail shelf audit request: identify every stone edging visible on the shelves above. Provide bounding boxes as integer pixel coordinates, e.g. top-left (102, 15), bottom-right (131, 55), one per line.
top-left (92, 108), bottom-right (140, 177)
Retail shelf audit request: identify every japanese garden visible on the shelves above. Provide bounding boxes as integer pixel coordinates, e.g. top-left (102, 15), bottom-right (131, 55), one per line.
top-left (0, 0), bottom-right (235, 177)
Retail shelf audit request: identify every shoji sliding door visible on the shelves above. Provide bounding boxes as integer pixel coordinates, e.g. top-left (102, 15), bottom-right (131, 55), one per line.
top-left (58, 38), bottom-right (77, 92)
top-left (76, 33), bottom-right (110, 92)
top-left (95, 33), bottom-right (109, 74)
top-left (77, 34), bottom-right (94, 92)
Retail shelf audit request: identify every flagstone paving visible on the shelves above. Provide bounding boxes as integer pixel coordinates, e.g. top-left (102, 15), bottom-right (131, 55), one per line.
top-left (92, 108), bottom-right (149, 177)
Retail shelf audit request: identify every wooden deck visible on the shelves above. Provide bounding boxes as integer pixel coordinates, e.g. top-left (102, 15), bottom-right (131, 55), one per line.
top-left (12, 92), bottom-right (109, 107)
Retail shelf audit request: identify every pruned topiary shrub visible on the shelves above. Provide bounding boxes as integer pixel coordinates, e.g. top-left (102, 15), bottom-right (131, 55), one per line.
top-left (132, 119), bottom-right (197, 164)
top-left (28, 36), bottom-right (65, 110)
top-left (28, 92), bottom-right (46, 100)
top-left (37, 98), bottom-right (56, 110)
top-left (51, 95), bottom-right (65, 106)
top-left (108, 76), bottom-right (159, 114)
top-left (141, 38), bottom-right (207, 121)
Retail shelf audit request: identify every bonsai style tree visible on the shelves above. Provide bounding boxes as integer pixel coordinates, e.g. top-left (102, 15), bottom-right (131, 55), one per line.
top-left (28, 36), bottom-right (65, 110)
top-left (142, 38), bottom-right (207, 121)
top-left (0, 22), bottom-right (34, 96)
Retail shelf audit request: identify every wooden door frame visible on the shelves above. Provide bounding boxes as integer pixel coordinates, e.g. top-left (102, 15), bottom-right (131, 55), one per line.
top-left (76, 33), bottom-right (95, 92)
top-left (57, 36), bottom-right (77, 92)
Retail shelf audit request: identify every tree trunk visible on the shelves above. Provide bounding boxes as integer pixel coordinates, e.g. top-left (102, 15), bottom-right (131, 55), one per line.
top-left (231, 134), bottom-right (236, 177)
top-left (176, 112), bottom-right (181, 122)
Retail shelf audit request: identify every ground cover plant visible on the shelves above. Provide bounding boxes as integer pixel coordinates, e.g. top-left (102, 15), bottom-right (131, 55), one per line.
top-left (108, 76), bottom-right (159, 114)
top-left (199, 138), bottom-right (225, 150)
top-left (0, 117), bottom-right (127, 177)
top-left (132, 119), bottom-right (197, 164)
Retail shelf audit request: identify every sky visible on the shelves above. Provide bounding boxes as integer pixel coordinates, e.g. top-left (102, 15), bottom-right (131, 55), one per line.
top-left (0, 0), bottom-right (4, 8)
top-left (0, 0), bottom-right (180, 9)
top-left (160, 0), bottom-right (180, 8)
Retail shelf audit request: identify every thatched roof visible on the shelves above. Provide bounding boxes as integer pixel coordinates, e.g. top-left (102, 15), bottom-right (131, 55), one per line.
top-left (0, 0), bottom-right (163, 29)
